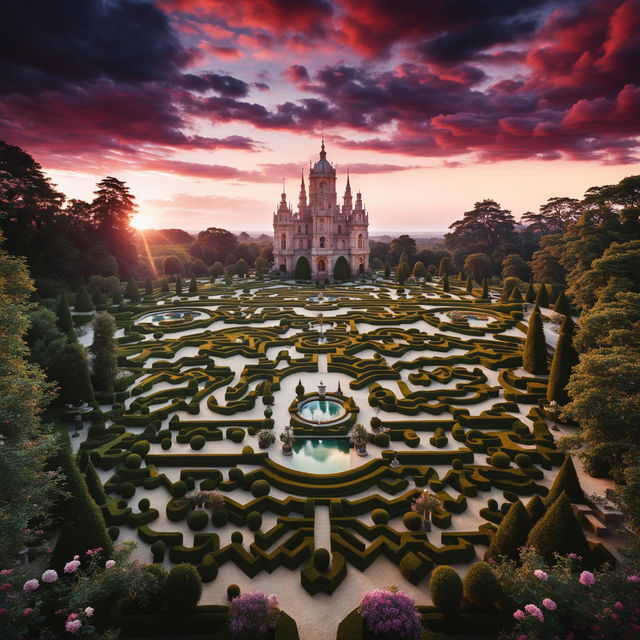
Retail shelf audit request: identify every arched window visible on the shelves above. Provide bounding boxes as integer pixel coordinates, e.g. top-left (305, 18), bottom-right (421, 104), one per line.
top-left (318, 259), bottom-right (326, 271)
top-left (338, 224), bottom-right (342, 234)
top-left (319, 236), bottom-right (326, 248)
top-left (358, 234), bottom-right (363, 249)
top-left (281, 234), bottom-right (286, 250)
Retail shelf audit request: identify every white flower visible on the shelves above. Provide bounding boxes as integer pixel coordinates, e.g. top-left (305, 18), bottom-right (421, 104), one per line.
top-left (84, 607), bottom-right (94, 617)
top-left (41, 569), bottom-right (58, 583)
top-left (105, 560), bottom-right (116, 569)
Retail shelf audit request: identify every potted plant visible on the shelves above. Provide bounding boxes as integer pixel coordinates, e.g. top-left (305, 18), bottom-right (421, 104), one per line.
top-left (411, 489), bottom-right (443, 533)
top-left (257, 429), bottom-right (276, 449)
top-left (229, 592), bottom-right (280, 639)
top-left (350, 422), bottom-right (369, 457)
top-left (280, 426), bottom-right (295, 456)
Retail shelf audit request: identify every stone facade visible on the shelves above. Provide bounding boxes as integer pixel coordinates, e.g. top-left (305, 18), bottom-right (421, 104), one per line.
top-left (272, 142), bottom-right (369, 280)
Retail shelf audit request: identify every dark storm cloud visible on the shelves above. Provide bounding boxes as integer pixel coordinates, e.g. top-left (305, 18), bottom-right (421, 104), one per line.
top-left (180, 73), bottom-right (250, 97)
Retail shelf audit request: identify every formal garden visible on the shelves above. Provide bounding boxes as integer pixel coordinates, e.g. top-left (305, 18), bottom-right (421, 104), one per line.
top-left (5, 270), bottom-right (636, 640)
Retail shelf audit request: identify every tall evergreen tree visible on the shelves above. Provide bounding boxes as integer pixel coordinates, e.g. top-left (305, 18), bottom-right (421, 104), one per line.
top-left (52, 342), bottom-right (95, 405)
top-left (525, 494), bottom-right (546, 526)
top-left (175, 275), bottom-right (183, 296)
top-left (112, 288), bottom-right (123, 305)
top-left (544, 456), bottom-right (585, 506)
top-left (535, 283), bottom-right (549, 308)
top-left (508, 286), bottom-right (523, 302)
top-left (442, 273), bottom-right (450, 292)
top-left (124, 277), bottom-right (140, 302)
top-left (547, 330), bottom-right (578, 403)
top-left (480, 278), bottom-right (489, 299)
top-left (74, 285), bottom-right (94, 312)
top-left (56, 294), bottom-right (76, 342)
top-left (553, 290), bottom-right (572, 315)
top-left (384, 260), bottom-right (391, 278)
top-left (484, 500), bottom-right (531, 561)
top-left (465, 274), bottom-right (473, 293)
top-left (523, 306), bottom-right (548, 374)
top-left (145, 278), bottom-right (153, 295)
top-left (189, 276), bottom-right (198, 293)
top-left (524, 279), bottom-right (536, 303)
top-left (90, 283), bottom-right (107, 306)
top-left (90, 312), bottom-right (117, 393)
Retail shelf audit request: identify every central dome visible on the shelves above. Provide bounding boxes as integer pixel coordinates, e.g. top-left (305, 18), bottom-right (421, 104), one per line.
top-left (312, 140), bottom-right (334, 174)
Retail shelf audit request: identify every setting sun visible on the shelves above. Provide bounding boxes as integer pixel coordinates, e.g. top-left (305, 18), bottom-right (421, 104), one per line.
top-left (130, 211), bottom-right (154, 229)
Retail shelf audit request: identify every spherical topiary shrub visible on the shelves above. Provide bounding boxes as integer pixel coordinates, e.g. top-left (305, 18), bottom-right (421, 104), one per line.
top-left (452, 459), bottom-right (463, 470)
top-left (163, 564), bottom-right (202, 615)
top-left (371, 508), bottom-right (390, 525)
top-left (228, 467), bottom-right (244, 482)
top-left (211, 509), bottom-right (229, 527)
top-left (313, 548), bottom-right (331, 572)
top-left (370, 416), bottom-right (382, 430)
top-left (487, 498), bottom-right (498, 511)
top-left (251, 479), bottom-right (270, 498)
top-left (374, 432), bottom-right (390, 448)
top-left (229, 429), bottom-right (245, 443)
top-left (108, 526), bottom-right (120, 541)
top-left (125, 453), bottom-right (142, 469)
top-left (490, 451), bottom-right (511, 468)
top-left (151, 540), bottom-right (166, 563)
top-left (231, 531), bottom-right (243, 544)
top-left (132, 440), bottom-right (150, 457)
top-left (171, 480), bottom-right (188, 498)
top-left (120, 481), bottom-right (136, 498)
top-left (515, 453), bottom-right (532, 468)
top-left (246, 510), bottom-right (262, 531)
top-left (227, 584), bottom-right (241, 601)
top-left (200, 477), bottom-right (219, 491)
top-left (429, 565), bottom-right (463, 615)
top-left (190, 435), bottom-right (205, 450)
top-left (187, 510), bottom-right (209, 531)
top-left (403, 511), bottom-right (422, 531)
top-left (463, 562), bottom-right (502, 609)
top-left (241, 445), bottom-right (254, 455)
top-left (161, 438), bottom-right (172, 450)
top-left (138, 498), bottom-right (150, 512)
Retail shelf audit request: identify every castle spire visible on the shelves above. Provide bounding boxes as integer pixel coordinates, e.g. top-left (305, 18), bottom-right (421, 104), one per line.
top-left (298, 170), bottom-right (307, 211)
top-left (342, 171), bottom-right (353, 214)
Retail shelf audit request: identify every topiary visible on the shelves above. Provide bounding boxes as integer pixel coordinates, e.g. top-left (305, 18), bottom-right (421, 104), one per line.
top-left (108, 526), bottom-right (120, 541)
top-left (161, 438), bottom-right (171, 450)
top-left (514, 453), bottom-right (532, 468)
top-left (151, 540), bottom-right (166, 563)
top-left (547, 329), bottom-right (578, 404)
top-left (484, 500), bottom-right (530, 562)
top-left (200, 477), bottom-right (219, 491)
top-left (229, 429), bottom-right (245, 443)
top-left (187, 510), bottom-right (209, 531)
top-left (403, 429), bottom-right (420, 448)
top-left (487, 498), bottom-right (498, 511)
top-left (374, 432), bottom-right (390, 448)
top-left (371, 508), bottom-right (390, 525)
top-left (227, 584), bottom-right (241, 601)
top-left (523, 306), bottom-right (548, 374)
top-left (120, 481), bottom-right (136, 499)
top-left (370, 416), bottom-right (382, 430)
top-left (125, 453), bottom-right (142, 469)
top-left (131, 440), bottom-right (150, 457)
top-left (228, 467), bottom-right (244, 482)
top-left (190, 435), bottom-right (205, 450)
top-left (138, 498), bottom-right (150, 512)
top-left (171, 480), bottom-right (188, 498)
top-left (525, 494), bottom-right (546, 526)
top-left (231, 531), bottom-right (243, 544)
top-left (463, 562), bottom-right (502, 609)
top-left (211, 509), bottom-right (228, 527)
top-left (527, 493), bottom-right (590, 562)
top-left (313, 548), bottom-right (331, 572)
top-left (403, 511), bottom-right (422, 531)
top-left (163, 564), bottom-right (202, 615)
top-left (251, 479), bottom-right (271, 497)
top-left (246, 510), bottom-right (262, 531)
top-left (429, 565), bottom-right (463, 615)
top-left (544, 456), bottom-right (584, 506)
top-left (535, 283), bottom-right (549, 308)
top-left (490, 451), bottom-right (511, 468)
top-left (452, 458), bottom-right (463, 470)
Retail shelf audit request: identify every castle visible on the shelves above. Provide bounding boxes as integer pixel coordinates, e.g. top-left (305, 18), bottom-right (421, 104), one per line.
top-left (272, 141), bottom-right (369, 280)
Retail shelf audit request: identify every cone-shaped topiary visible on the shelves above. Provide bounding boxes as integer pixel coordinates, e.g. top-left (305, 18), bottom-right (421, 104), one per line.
top-left (112, 289), bottom-right (123, 305)
top-left (523, 306), bottom-right (548, 374)
top-left (429, 565), bottom-right (463, 615)
top-left (501, 277), bottom-right (520, 301)
top-left (384, 261), bottom-right (391, 278)
top-left (524, 279), bottom-right (536, 303)
top-left (295, 379), bottom-right (305, 398)
top-left (534, 283), bottom-right (549, 308)
top-left (560, 313), bottom-right (575, 335)
top-left (75, 285), bottom-right (94, 312)
top-left (484, 500), bottom-right (531, 561)
top-left (527, 493), bottom-right (590, 562)
top-left (84, 459), bottom-right (107, 505)
top-left (163, 564), bottom-right (202, 615)
top-left (56, 295), bottom-right (76, 341)
top-left (295, 256), bottom-right (312, 280)
top-left (90, 284), bottom-right (107, 306)
top-left (508, 287), bottom-right (523, 302)
top-left (160, 279), bottom-right (170, 292)
top-left (547, 330), bottom-right (578, 403)
top-left (189, 276), bottom-right (198, 293)
top-left (553, 290), bottom-right (572, 315)
top-left (413, 261), bottom-right (426, 279)
top-left (124, 277), bottom-right (140, 302)
top-left (544, 456), bottom-right (584, 506)
top-left (175, 275), bottom-right (182, 295)
top-left (465, 274), bottom-right (473, 293)
top-left (480, 278), bottom-right (489, 299)
top-left (53, 342), bottom-right (95, 404)
top-left (525, 494), bottom-right (546, 526)
top-left (145, 278), bottom-right (153, 295)
top-left (463, 562), bottom-right (502, 609)
top-left (442, 273), bottom-right (450, 292)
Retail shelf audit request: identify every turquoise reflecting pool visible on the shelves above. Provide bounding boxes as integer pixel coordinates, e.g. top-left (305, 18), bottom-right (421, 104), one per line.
top-left (288, 438), bottom-right (350, 474)
top-left (138, 309), bottom-right (209, 325)
top-left (299, 399), bottom-right (345, 423)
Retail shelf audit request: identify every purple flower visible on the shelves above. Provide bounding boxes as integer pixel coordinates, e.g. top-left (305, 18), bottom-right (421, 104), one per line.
top-left (542, 598), bottom-right (557, 611)
top-left (64, 560), bottom-right (80, 574)
top-left (513, 609), bottom-right (525, 620)
top-left (627, 575), bottom-right (640, 583)
top-left (65, 620), bottom-right (82, 633)
top-left (534, 569), bottom-right (548, 581)
top-left (579, 571), bottom-right (596, 586)
top-left (42, 569), bottom-right (58, 583)
top-left (359, 589), bottom-right (422, 639)
top-left (23, 579), bottom-right (39, 593)
top-left (524, 604), bottom-right (544, 622)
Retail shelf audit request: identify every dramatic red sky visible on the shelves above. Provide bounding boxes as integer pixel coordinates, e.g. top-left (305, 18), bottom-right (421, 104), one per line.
top-left (1, 0), bottom-right (639, 232)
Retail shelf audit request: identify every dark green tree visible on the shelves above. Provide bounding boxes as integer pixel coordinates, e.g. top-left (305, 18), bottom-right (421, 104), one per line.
top-left (480, 278), bottom-right (489, 299)
top-left (524, 279), bottom-right (536, 303)
top-left (484, 500), bottom-right (531, 561)
top-left (75, 285), bottom-right (94, 312)
top-left (175, 275), bottom-right (183, 296)
top-left (442, 273), bottom-right (450, 292)
top-left (525, 494), bottom-right (546, 526)
top-left (384, 260), bottom-right (391, 278)
top-left (535, 284), bottom-right (549, 308)
top-left (163, 255), bottom-right (183, 276)
top-left (553, 290), bottom-right (571, 315)
top-left (502, 253), bottom-right (530, 280)
top-left (211, 262), bottom-right (225, 278)
top-left (438, 255), bottom-right (452, 276)
top-left (52, 342), bottom-right (95, 405)
top-left (189, 276), bottom-right (198, 293)
top-left (509, 287), bottom-right (523, 302)
top-left (112, 288), bottom-right (123, 305)
top-left (90, 312), bottom-right (117, 393)
top-left (412, 261), bottom-right (426, 279)
top-left (90, 284), bottom-right (107, 307)
top-left (235, 258), bottom-right (249, 278)
top-left (547, 330), bottom-right (578, 404)
top-left (463, 253), bottom-right (492, 283)
top-left (465, 274), bottom-right (473, 293)
top-left (544, 456), bottom-right (585, 506)
top-left (190, 227), bottom-right (238, 265)
top-left (124, 277), bottom-right (140, 302)
top-left (333, 256), bottom-right (350, 281)
top-left (145, 278), bottom-right (153, 295)
top-left (523, 306), bottom-right (548, 374)
top-left (295, 256), bottom-right (312, 280)
top-left (56, 295), bottom-right (76, 341)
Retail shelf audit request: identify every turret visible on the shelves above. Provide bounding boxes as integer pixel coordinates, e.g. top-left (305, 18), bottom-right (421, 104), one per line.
top-left (342, 173), bottom-right (353, 214)
top-left (298, 171), bottom-right (307, 212)
top-left (354, 190), bottom-right (363, 211)
top-left (277, 180), bottom-right (290, 219)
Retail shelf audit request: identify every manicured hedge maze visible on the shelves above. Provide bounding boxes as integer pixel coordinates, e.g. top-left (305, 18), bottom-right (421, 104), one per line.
top-left (76, 277), bottom-right (578, 596)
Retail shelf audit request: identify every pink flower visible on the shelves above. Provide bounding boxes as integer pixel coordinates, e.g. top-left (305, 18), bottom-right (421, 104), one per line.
top-left (105, 560), bottom-right (116, 569)
top-left (84, 607), bottom-right (94, 617)
top-left (64, 560), bottom-right (80, 574)
top-left (579, 571), bottom-right (596, 586)
top-left (65, 620), bottom-right (82, 633)
top-left (518, 635), bottom-right (528, 640)
top-left (73, 555), bottom-right (79, 561)
top-left (513, 609), bottom-right (525, 620)
top-left (614, 602), bottom-right (624, 610)
top-left (67, 613), bottom-right (79, 621)
top-left (534, 569), bottom-right (548, 581)
top-left (524, 604), bottom-right (544, 622)
top-left (542, 598), bottom-right (557, 611)
top-left (23, 579), bottom-right (39, 593)
top-left (628, 575), bottom-right (640, 583)
top-left (0, 583), bottom-right (11, 592)
top-left (0, 569), bottom-right (12, 576)
top-left (42, 569), bottom-right (58, 583)
top-left (23, 608), bottom-right (33, 616)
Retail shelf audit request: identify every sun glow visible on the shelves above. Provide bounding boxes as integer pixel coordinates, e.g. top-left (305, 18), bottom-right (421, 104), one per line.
top-left (130, 211), bottom-right (154, 229)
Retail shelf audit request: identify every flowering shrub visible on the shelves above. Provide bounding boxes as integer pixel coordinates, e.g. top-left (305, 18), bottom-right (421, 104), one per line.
top-left (0, 542), bottom-right (143, 639)
top-left (491, 547), bottom-right (640, 639)
top-left (359, 588), bottom-right (422, 639)
top-left (228, 591), bottom-right (280, 636)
